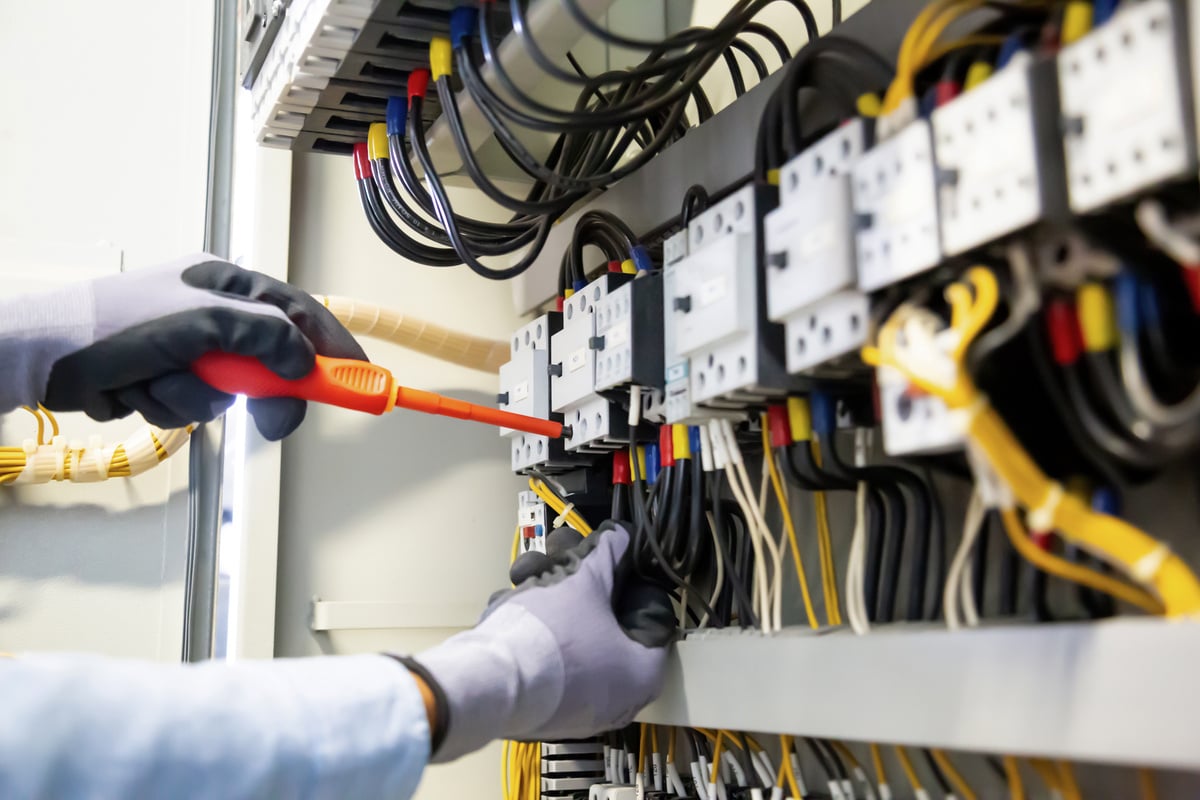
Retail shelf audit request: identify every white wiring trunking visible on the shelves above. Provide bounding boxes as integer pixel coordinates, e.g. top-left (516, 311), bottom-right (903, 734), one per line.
top-left (853, 119), bottom-right (943, 292)
top-left (934, 53), bottom-right (1068, 254)
top-left (1058, 0), bottom-right (1197, 213)
top-left (765, 119), bottom-right (872, 376)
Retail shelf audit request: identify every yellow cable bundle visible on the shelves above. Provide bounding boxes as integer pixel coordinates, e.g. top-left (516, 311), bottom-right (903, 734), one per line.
top-left (863, 266), bottom-right (1200, 617)
top-left (760, 415), bottom-right (819, 629)
top-left (317, 295), bottom-right (509, 373)
top-left (528, 478), bottom-right (592, 535)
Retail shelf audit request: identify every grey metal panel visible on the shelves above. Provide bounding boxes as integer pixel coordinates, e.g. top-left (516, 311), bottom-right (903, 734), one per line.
top-left (511, 0), bottom-right (935, 313)
top-left (636, 620), bottom-right (1200, 770)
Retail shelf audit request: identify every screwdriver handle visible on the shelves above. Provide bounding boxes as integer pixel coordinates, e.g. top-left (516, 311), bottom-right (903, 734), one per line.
top-left (193, 352), bottom-right (396, 415)
top-left (194, 352), bottom-right (565, 438)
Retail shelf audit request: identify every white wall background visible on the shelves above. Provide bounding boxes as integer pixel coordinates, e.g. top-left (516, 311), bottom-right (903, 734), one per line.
top-left (0, 1), bottom-right (216, 659)
top-left (278, 153), bottom-right (527, 798)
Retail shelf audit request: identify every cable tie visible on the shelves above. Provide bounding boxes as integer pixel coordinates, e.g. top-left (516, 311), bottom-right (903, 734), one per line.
top-left (1026, 483), bottom-right (1064, 533)
top-left (552, 502), bottom-right (576, 529)
top-left (1130, 543), bottom-right (1172, 584)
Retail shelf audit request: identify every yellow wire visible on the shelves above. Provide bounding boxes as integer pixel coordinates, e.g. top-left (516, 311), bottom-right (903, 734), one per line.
top-left (761, 416), bottom-right (819, 628)
top-left (1139, 768), bottom-right (1158, 800)
top-left (710, 731), bottom-right (725, 786)
top-left (811, 442), bottom-right (842, 625)
top-left (639, 722), bottom-right (649, 775)
top-left (931, 749), bottom-right (977, 800)
top-left (780, 735), bottom-right (804, 800)
top-left (36, 404), bottom-right (59, 437)
top-left (1003, 756), bottom-right (1025, 800)
top-left (510, 526), bottom-right (520, 567)
top-left (1028, 758), bottom-right (1062, 795)
top-left (869, 743), bottom-right (887, 789)
top-left (1056, 761), bottom-right (1081, 800)
top-left (528, 478), bottom-right (593, 535)
top-left (894, 746), bottom-right (923, 793)
top-left (667, 726), bottom-right (676, 765)
top-left (999, 509), bottom-right (1163, 613)
top-left (22, 406), bottom-right (45, 445)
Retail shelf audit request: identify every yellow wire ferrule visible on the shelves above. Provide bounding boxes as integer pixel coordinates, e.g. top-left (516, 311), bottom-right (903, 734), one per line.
top-left (672, 425), bottom-right (692, 460)
top-left (964, 60), bottom-right (993, 90)
top-left (1062, 1), bottom-right (1095, 46)
top-left (430, 37), bottom-right (453, 81)
top-left (367, 122), bottom-right (389, 161)
top-left (620, 259), bottom-right (637, 275)
top-left (786, 396), bottom-right (813, 442)
top-left (1077, 282), bottom-right (1117, 352)
top-left (766, 169), bottom-right (780, 186)
top-left (856, 92), bottom-right (882, 117)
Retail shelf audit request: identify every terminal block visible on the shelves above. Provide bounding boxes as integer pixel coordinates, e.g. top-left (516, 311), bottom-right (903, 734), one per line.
top-left (764, 120), bottom-right (871, 376)
top-left (669, 185), bottom-right (792, 409)
top-left (551, 274), bottom-right (637, 453)
top-left (853, 120), bottom-right (943, 292)
top-left (515, 490), bottom-right (548, 556)
top-left (934, 53), bottom-right (1067, 255)
top-left (499, 313), bottom-right (580, 474)
top-left (1059, 0), bottom-right (1196, 213)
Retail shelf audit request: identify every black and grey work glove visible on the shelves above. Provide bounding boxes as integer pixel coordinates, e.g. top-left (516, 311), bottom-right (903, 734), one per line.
top-left (408, 521), bottom-right (677, 763)
top-left (27, 255), bottom-right (366, 440)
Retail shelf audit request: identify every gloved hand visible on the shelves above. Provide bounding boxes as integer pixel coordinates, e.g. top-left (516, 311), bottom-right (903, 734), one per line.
top-left (37, 254), bottom-right (366, 440)
top-left (407, 521), bottom-right (676, 762)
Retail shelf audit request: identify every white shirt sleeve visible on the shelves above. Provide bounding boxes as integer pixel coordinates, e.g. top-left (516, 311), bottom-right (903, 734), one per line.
top-left (0, 653), bottom-right (430, 799)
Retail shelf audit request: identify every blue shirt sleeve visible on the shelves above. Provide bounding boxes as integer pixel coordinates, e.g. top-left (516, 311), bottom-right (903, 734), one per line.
top-left (0, 653), bottom-right (430, 799)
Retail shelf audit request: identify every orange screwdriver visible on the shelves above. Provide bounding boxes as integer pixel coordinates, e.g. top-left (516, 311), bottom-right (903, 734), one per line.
top-left (193, 352), bottom-right (566, 439)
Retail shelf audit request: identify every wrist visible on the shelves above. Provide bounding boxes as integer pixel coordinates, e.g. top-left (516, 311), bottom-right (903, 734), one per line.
top-left (411, 603), bottom-right (564, 763)
top-left (385, 654), bottom-right (448, 756)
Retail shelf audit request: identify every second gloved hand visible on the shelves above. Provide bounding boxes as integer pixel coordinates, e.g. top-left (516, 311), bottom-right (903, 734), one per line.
top-left (411, 521), bottom-right (676, 762)
top-left (35, 255), bottom-right (366, 440)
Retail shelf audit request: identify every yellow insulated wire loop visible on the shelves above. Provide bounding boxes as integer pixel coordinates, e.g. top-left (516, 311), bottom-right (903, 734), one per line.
top-left (866, 266), bottom-right (1200, 616)
top-left (1002, 755), bottom-right (1025, 800)
top-left (894, 746), bottom-right (923, 793)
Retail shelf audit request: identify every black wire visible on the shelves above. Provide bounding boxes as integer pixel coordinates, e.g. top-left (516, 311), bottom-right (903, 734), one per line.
top-left (922, 750), bottom-right (953, 795)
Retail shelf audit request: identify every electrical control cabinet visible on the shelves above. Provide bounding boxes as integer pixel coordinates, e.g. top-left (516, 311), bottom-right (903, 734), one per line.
top-left (933, 53), bottom-right (1068, 254)
top-left (1058, 0), bottom-right (1197, 213)
top-left (853, 119), bottom-right (942, 292)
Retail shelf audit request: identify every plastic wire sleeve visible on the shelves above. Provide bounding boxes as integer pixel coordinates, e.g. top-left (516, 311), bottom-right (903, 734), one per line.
top-left (383, 654), bottom-right (449, 757)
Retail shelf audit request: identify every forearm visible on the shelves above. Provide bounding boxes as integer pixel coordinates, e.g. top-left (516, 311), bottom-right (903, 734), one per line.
top-left (0, 653), bottom-right (430, 799)
top-left (0, 285), bottom-right (95, 413)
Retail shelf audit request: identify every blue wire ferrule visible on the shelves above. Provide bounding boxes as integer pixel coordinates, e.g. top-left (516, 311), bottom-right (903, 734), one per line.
top-left (997, 33), bottom-right (1026, 68)
top-left (919, 85), bottom-right (938, 118)
top-left (810, 390), bottom-right (838, 438)
top-left (689, 425), bottom-right (702, 457)
top-left (630, 245), bottom-right (653, 273)
top-left (572, 279), bottom-right (587, 293)
top-left (450, 7), bottom-right (479, 50)
top-left (1093, 0), bottom-right (1119, 25)
top-left (386, 96), bottom-right (408, 138)
top-left (644, 443), bottom-right (661, 485)
top-left (1138, 280), bottom-right (1162, 330)
top-left (1091, 486), bottom-right (1122, 516)
top-left (1114, 271), bottom-right (1140, 334)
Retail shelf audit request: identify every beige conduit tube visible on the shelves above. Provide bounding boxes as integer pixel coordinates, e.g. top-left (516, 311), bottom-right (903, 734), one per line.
top-left (3, 296), bottom-right (509, 485)
top-left (316, 295), bottom-right (509, 373)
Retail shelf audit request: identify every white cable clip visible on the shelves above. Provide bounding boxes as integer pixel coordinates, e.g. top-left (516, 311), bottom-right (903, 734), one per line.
top-left (1130, 543), bottom-right (1172, 584)
top-left (552, 502), bottom-right (576, 529)
top-left (1026, 483), bottom-right (1064, 533)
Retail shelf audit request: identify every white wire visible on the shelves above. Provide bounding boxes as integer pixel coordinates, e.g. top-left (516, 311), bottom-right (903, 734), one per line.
top-left (1119, 334), bottom-right (1200, 428)
top-left (943, 491), bottom-right (986, 630)
top-left (736, 453), bottom-right (783, 632)
top-left (724, 463), bottom-right (771, 633)
top-left (846, 481), bottom-right (871, 635)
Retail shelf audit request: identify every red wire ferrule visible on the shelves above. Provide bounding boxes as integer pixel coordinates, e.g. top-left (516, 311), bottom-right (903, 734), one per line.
top-left (659, 425), bottom-right (675, 468)
top-left (607, 260), bottom-right (623, 273)
top-left (1181, 265), bottom-right (1200, 313)
top-left (1046, 298), bottom-right (1083, 366)
top-left (407, 69), bottom-right (431, 101)
top-left (767, 405), bottom-right (792, 449)
top-left (352, 142), bottom-right (372, 180)
top-left (612, 450), bottom-right (631, 485)
top-left (935, 79), bottom-right (960, 106)
top-left (555, 296), bottom-right (564, 312)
